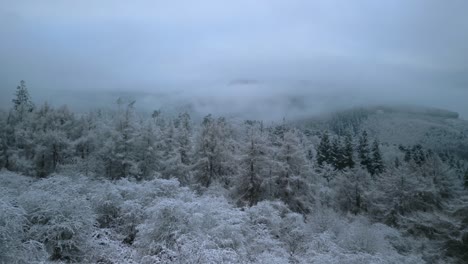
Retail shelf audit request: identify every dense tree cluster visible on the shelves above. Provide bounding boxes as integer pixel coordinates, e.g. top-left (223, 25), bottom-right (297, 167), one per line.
top-left (316, 130), bottom-right (384, 175)
top-left (1, 81), bottom-right (468, 263)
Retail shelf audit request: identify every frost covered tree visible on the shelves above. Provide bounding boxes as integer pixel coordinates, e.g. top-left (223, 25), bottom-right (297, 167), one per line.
top-left (193, 114), bottom-right (218, 187)
top-left (368, 164), bottom-right (418, 225)
top-left (274, 129), bottom-right (312, 214)
top-left (5, 121), bottom-right (34, 174)
top-left (411, 144), bottom-right (426, 166)
top-left (34, 130), bottom-right (71, 177)
top-left (158, 116), bottom-right (194, 184)
top-left (330, 137), bottom-right (344, 170)
top-left (134, 120), bottom-right (161, 180)
top-left (2, 81), bottom-right (37, 172)
top-left (162, 112), bottom-right (193, 184)
top-left (73, 114), bottom-right (99, 176)
top-left (233, 122), bottom-right (270, 207)
top-left (269, 119), bottom-right (287, 147)
top-left (214, 116), bottom-right (240, 184)
top-left (100, 100), bottom-right (140, 179)
top-left (1, 81), bottom-right (468, 263)
top-left (422, 153), bottom-right (461, 199)
top-left (370, 139), bottom-right (384, 175)
top-left (6, 102), bottom-right (76, 177)
top-left (12, 80), bottom-right (35, 122)
top-left (342, 133), bottom-right (355, 169)
top-left (159, 120), bottom-right (177, 176)
top-left (31, 104), bottom-right (75, 175)
top-left (336, 169), bottom-right (372, 214)
top-left (316, 131), bottom-right (331, 166)
top-left (193, 115), bottom-right (239, 188)
top-left (175, 112), bottom-right (192, 166)
top-left (358, 130), bottom-right (372, 172)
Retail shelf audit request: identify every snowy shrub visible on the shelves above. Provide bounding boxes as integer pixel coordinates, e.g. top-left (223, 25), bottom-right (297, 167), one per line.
top-left (337, 216), bottom-right (389, 254)
top-left (246, 201), bottom-right (312, 261)
top-left (316, 184), bottom-right (336, 208)
top-left (90, 178), bottom-right (185, 247)
top-left (196, 197), bottom-right (246, 250)
top-left (0, 200), bottom-right (27, 257)
top-left (136, 194), bottom-right (264, 262)
top-left (159, 234), bottom-right (242, 264)
top-left (0, 171), bottom-right (34, 200)
top-left (306, 232), bottom-right (342, 257)
top-left (7, 153), bottom-right (35, 176)
top-left (135, 198), bottom-right (195, 258)
top-left (119, 178), bottom-right (183, 205)
top-left (0, 200), bottom-right (47, 263)
top-left (280, 213), bottom-right (308, 257)
top-left (243, 226), bottom-right (289, 263)
top-left (118, 199), bottom-right (145, 244)
top-left (246, 201), bottom-right (288, 237)
top-left (308, 206), bottom-right (340, 233)
top-left (136, 195), bottom-right (296, 263)
top-left (91, 181), bottom-right (124, 228)
top-left (88, 228), bottom-right (139, 264)
top-left (17, 176), bottom-right (96, 262)
top-left (334, 169), bottom-right (372, 214)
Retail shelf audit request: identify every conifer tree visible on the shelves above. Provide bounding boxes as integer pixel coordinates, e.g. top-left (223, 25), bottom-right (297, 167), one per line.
top-left (175, 112), bottom-right (192, 165)
top-left (269, 120), bottom-right (287, 147)
top-left (343, 133), bottom-right (355, 169)
top-left (330, 137), bottom-right (345, 170)
top-left (275, 129), bottom-right (311, 214)
top-left (234, 123), bottom-right (269, 206)
top-left (193, 114), bottom-right (221, 187)
top-left (12, 80), bottom-right (35, 122)
top-left (358, 130), bottom-right (371, 172)
top-left (411, 144), bottom-right (425, 166)
top-left (102, 100), bottom-right (139, 179)
top-left (135, 121), bottom-right (160, 180)
top-left (370, 139), bottom-right (384, 175)
top-left (159, 119), bottom-right (189, 182)
top-left (316, 132), bottom-right (331, 166)
top-left (74, 114), bottom-right (99, 176)
top-left (154, 112), bottom-right (193, 184)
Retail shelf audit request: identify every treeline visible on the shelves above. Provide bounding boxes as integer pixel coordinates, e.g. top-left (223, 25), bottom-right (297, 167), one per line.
top-left (0, 82), bottom-right (389, 212)
top-left (1, 82), bottom-right (467, 204)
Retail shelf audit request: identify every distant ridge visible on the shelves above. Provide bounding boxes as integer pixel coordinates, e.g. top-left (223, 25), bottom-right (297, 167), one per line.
top-left (371, 105), bottom-right (459, 119)
top-left (297, 104), bottom-right (468, 160)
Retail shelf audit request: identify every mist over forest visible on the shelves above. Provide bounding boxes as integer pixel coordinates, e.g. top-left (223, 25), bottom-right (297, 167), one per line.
top-left (1, 1), bottom-right (468, 264)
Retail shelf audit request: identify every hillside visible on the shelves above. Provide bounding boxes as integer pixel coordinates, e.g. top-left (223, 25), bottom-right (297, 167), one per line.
top-left (1, 97), bottom-right (467, 263)
top-left (299, 105), bottom-right (468, 159)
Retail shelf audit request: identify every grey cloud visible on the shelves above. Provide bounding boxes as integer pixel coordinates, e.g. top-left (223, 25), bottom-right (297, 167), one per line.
top-left (1, 0), bottom-right (467, 118)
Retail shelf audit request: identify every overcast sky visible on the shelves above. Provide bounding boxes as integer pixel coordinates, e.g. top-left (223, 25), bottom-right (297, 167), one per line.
top-left (1, 0), bottom-right (468, 118)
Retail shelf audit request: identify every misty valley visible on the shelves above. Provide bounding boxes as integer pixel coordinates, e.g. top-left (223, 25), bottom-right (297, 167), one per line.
top-left (1, 81), bottom-right (468, 264)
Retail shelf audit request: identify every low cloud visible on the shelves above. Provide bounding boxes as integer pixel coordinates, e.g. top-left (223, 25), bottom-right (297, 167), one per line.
top-left (1, 0), bottom-right (467, 118)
